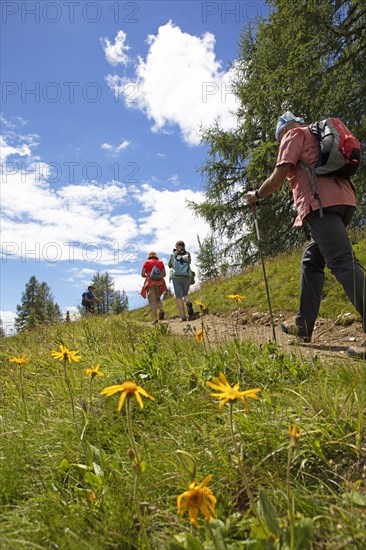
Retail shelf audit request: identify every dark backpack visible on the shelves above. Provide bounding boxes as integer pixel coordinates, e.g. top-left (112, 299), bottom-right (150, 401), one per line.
top-left (309, 118), bottom-right (361, 178)
top-left (81, 292), bottom-right (87, 306)
top-left (150, 265), bottom-right (163, 281)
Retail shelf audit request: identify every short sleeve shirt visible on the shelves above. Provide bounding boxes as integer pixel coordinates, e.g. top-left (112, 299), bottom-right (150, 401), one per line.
top-left (142, 259), bottom-right (165, 275)
top-left (276, 127), bottom-right (356, 226)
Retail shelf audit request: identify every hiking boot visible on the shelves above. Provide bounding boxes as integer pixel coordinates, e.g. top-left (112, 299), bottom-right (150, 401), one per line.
top-left (189, 312), bottom-right (200, 321)
top-left (281, 321), bottom-right (311, 343)
top-left (152, 320), bottom-right (158, 326)
top-left (180, 316), bottom-right (187, 322)
top-left (347, 342), bottom-right (366, 360)
top-left (159, 310), bottom-right (165, 320)
top-left (186, 301), bottom-right (194, 318)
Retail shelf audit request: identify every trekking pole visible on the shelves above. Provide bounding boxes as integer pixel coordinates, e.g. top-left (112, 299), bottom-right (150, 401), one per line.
top-left (250, 195), bottom-right (277, 343)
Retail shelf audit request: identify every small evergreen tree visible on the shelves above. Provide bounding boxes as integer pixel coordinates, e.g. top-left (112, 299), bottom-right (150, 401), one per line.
top-left (112, 290), bottom-right (129, 314)
top-left (90, 272), bottom-right (115, 314)
top-left (15, 276), bottom-right (62, 331)
top-left (196, 234), bottom-right (221, 282)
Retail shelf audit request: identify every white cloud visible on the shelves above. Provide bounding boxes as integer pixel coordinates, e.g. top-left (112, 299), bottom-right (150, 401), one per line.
top-left (0, 310), bottom-right (16, 335)
top-left (101, 30), bottom-right (130, 66)
top-left (168, 174), bottom-right (180, 186)
top-left (132, 183), bottom-right (208, 260)
top-left (101, 139), bottom-right (131, 154)
top-left (0, 130), bottom-right (139, 263)
top-left (0, 113), bottom-right (27, 130)
top-left (1, 126), bottom-right (210, 270)
top-left (0, 134), bottom-right (33, 162)
top-left (106, 21), bottom-right (239, 145)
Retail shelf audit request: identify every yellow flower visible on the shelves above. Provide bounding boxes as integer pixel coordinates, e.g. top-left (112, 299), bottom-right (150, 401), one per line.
top-left (85, 364), bottom-right (104, 379)
top-left (51, 344), bottom-right (81, 363)
top-left (101, 381), bottom-right (155, 411)
top-left (288, 425), bottom-right (302, 448)
top-left (194, 300), bottom-right (206, 311)
top-left (207, 372), bottom-right (261, 410)
top-left (227, 294), bottom-right (245, 303)
top-left (10, 355), bottom-right (29, 367)
top-left (177, 474), bottom-right (216, 528)
top-left (195, 328), bottom-right (204, 343)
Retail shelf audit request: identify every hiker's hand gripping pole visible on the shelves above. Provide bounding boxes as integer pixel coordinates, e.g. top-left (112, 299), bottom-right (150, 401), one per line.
top-left (250, 200), bottom-right (261, 244)
top-left (248, 188), bottom-right (277, 343)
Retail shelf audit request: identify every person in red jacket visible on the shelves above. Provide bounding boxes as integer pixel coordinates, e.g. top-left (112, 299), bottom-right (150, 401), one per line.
top-left (140, 251), bottom-right (167, 325)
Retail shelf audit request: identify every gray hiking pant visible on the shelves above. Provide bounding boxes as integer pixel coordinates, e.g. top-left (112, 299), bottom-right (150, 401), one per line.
top-left (296, 205), bottom-right (366, 338)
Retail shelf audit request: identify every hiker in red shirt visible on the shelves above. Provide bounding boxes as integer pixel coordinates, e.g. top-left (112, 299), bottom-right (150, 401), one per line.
top-left (141, 251), bottom-right (167, 325)
top-left (246, 112), bottom-right (365, 359)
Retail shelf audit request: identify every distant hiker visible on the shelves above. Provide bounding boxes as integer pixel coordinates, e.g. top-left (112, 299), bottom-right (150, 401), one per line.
top-left (168, 240), bottom-right (195, 322)
top-left (140, 251), bottom-right (167, 325)
top-left (65, 311), bottom-right (70, 323)
top-left (246, 111), bottom-right (365, 359)
top-left (82, 285), bottom-right (103, 314)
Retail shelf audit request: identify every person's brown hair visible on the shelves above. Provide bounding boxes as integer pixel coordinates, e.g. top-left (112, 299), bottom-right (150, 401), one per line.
top-left (175, 240), bottom-right (185, 249)
top-left (148, 251), bottom-right (159, 259)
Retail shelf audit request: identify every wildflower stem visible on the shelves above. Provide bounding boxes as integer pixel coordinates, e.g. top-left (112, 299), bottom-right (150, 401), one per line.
top-left (228, 403), bottom-right (267, 532)
top-left (228, 402), bottom-right (254, 502)
top-left (126, 395), bottom-right (140, 463)
top-left (19, 368), bottom-right (28, 421)
top-left (201, 318), bottom-right (207, 353)
top-left (205, 519), bottom-right (220, 550)
top-left (287, 447), bottom-right (295, 550)
top-left (125, 396), bottom-right (149, 549)
top-left (89, 378), bottom-right (93, 412)
top-left (63, 360), bottom-right (78, 432)
top-left (235, 307), bottom-right (240, 339)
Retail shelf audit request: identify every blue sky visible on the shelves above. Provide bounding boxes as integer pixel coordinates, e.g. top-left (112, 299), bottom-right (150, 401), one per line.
top-left (1, 0), bottom-right (268, 332)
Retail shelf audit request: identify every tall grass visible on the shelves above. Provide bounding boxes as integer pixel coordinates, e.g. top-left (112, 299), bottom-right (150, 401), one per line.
top-left (1, 239), bottom-right (365, 549)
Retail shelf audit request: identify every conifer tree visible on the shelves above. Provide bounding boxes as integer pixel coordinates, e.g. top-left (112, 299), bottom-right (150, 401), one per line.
top-left (15, 276), bottom-right (62, 331)
top-left (85, 272), bottom-right (129, 315)
top-left (112, 290), bottom-right (129, 314)
top-left (192, 0), bottom-right (366, 266)
top-left (91, 272), bottom-right (115, 314)
top-left (196, 234), bottom-right (221, 281)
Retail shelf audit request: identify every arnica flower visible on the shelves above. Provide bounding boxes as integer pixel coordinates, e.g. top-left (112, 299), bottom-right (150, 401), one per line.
top-left (85, 364), bottom-right (104, 379)
top-left (10, 355), bottom-right (29, 367)
top-left (51, 344), bottom-right (81, 363)
top-left (288, 425), bottom-right (302, 448)
top-left (207, 372), bottom-right (261, 410)
top-left (194, 299), bottom-right (206, 311)
top-left (227, 294), bottom-right (245, 303)
top-left (195, 328), bottom-right (204, 343)
top-left (101, 381), bottom-right (155, 411)
top-left (177, 474), bottom-right (216, 528)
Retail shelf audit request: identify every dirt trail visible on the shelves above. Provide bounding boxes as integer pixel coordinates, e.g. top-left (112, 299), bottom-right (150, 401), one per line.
top-left (161, 310), bottom-right (365, 363)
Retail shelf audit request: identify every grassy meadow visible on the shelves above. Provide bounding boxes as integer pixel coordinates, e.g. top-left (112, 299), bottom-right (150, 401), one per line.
top-left (1, 241), bottom-right (365, 549)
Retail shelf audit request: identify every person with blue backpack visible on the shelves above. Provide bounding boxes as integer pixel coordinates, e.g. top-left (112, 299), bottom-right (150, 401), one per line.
top-left (168, 240), bottom-right (195, 322)
top-left (246, 112), bottom-right (365, 359)
top-left (82, 285), bottom-right (103, 314)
